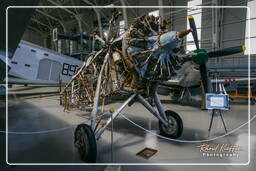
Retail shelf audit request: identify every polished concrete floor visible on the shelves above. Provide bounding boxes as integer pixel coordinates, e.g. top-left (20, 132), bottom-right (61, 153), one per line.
top-left (0, 85), bottom-right (256, 170)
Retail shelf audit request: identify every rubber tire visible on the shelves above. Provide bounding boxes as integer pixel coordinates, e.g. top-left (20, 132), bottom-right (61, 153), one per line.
top-left (159, 110), bottom-right (183, 139)
top-left (74, 124), bottom-right (97, 162)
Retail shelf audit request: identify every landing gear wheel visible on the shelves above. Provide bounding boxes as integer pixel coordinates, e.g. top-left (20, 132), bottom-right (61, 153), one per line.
top-left (159, 110), bottom-right (183, 139)
top-left (74, 124), bottom-right (97, 162)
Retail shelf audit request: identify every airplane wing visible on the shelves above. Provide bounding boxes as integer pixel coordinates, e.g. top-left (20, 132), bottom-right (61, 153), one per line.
top-left (0, 0), bottom-right (39, 81)
top-left (160, 77), bottom-right (256, 95)
top-left (161, 80), bottom-right (184, 89)
top-left (211, 78), bottom-right (256, 84)
top-left (0, 0), bottom-right (39, 58)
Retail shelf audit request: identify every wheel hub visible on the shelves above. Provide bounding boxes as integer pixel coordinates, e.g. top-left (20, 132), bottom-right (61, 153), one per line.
top-left (163, 116), bottom-right (178, 135)
top-left (75, 129), bottom-right (89, 157)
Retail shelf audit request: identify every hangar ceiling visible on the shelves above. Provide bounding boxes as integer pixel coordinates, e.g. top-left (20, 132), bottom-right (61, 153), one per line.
top-left (28, 0), bottom-right (119, 35)
top-left (22, 0), bottom-right (256, 76)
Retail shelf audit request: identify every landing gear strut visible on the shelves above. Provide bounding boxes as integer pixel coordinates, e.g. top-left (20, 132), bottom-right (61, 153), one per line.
top-left (74, 92), bottom-right (184, 162)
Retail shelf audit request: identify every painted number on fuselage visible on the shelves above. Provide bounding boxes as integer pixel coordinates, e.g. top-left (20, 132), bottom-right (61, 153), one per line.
top-left (62, 63), bottom-right (78, 76)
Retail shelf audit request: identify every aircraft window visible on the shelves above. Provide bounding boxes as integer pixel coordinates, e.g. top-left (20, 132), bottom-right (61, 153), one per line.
top-left (62, 63), bottom-right (78, 76)
top-left (11, 61), bottom-right (17, 64)
top-left (25, 64), bottom-right (31, 67)
top-left (62, 63), bottom-right (69, 75)
top-left (31, 49), bottom-right (36, 53)
top-left (44, 53), bottom-right (49, 56)
top-left (69, 65), bottom-right (77, 76)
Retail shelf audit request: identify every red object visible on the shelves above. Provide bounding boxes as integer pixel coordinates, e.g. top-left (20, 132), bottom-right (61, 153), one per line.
top-left (225, 78), bottom-right (236, 82)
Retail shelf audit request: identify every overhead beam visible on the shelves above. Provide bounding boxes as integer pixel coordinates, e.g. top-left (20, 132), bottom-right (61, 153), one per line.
top-left (36, 9), bottom-right (67, 32)
top-left (47, 0), bottom-right (76, 15)
top-left (47, 0), bottom-right (83, 32)
top-left (81, 0), bottom-right (103, 38)
top-left (31, 18), bottom-right (52, 30)
top-left (27, 26), bottom-right (45, 36)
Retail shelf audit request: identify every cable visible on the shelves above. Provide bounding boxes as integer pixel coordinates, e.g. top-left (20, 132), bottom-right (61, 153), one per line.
top-left (0, 125), bottom-right (77, 135)
top-left (120, 112), bottom-right (256, 143)
top-left (0, 112), bottom-right (255, 143)
top-left (0, 112), bottom-right (112, 135)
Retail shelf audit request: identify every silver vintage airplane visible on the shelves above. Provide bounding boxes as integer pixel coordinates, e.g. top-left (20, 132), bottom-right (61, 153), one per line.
top-left (0, 40), bottom-right (83, 85)
top-left (61, 10), bottom-right (246, 162)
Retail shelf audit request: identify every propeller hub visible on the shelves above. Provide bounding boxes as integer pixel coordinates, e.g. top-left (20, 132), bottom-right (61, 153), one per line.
top-left (192, 49), bottom-right (209, 65)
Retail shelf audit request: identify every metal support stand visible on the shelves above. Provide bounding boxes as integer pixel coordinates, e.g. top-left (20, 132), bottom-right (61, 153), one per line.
top-left (178, 87), bottom-right (192, 102)
top-left (154, 91), bottom-right (168, 122)
top-left (208, 109), bottom-right (228, 137)
top-left (95, 94), bottom-right (136, 140)
top-left (94, 92), bottom-right (169, 140)
top-left (137, 94), bottom-right (168, 126)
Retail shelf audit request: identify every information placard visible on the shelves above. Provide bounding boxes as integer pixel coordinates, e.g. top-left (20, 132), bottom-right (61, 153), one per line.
top-left (205, 93), bottom-right (229, 110)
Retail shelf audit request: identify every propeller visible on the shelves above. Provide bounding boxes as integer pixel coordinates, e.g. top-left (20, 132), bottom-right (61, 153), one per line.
top-left (188, 15), bottom-right (209, 93)
top-left (188, 15), bottom-right (199, 50)
top-left (208, 45), bottom-right (246, 58)
top-left (187, 15), bottom-right (246, 94)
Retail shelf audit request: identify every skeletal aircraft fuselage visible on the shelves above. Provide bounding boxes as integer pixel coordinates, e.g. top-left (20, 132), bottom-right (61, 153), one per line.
top-left (62, 14), bottom-right (202, 108)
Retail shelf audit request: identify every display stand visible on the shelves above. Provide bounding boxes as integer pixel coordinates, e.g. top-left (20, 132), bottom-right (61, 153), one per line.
top-left (208, 109), bottom-right (228, 136)
top-left (206, 92), bottom-right (229, 137)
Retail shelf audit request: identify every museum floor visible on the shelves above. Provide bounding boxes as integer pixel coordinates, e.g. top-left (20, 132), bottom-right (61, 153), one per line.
top-left (0, 85), bottom-right (255, 171)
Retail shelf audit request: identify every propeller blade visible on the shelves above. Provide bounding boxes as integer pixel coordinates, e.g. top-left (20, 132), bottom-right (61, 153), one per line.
top-left (188, 15), bottom-right (199, 50)
top-left (199, 64), bottom-right (209, 93)
top-left (208, 45), bottom-right (246, 58)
